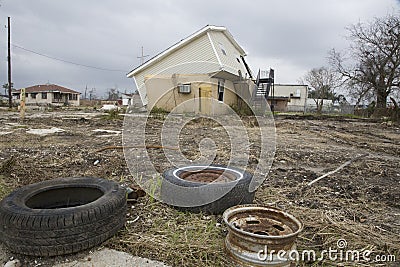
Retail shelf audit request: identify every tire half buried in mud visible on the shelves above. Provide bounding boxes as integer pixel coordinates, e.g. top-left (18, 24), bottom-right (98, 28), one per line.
top-left (0, 177), bottom-right (127, 257)
top-left (161, 165), bottom-right (254, 214)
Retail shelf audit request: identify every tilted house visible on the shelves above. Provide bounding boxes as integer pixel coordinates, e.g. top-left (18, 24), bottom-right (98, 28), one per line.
top-left (127, 25), bottom-right (254, 115)
top-left (12, 84), bottom-right (80, 106)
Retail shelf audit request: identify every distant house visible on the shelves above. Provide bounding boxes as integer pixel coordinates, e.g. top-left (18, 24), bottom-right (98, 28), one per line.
top-left (127, 25), bottom-right (254, 115)
top-left (12, 84), bottom-right (80, 106)
top-left (121, 93), bottom-right (134, 106)
top-left (267, 84), bottom-right (308, 112)
top-left (0, 94), bottom-right (8, 101)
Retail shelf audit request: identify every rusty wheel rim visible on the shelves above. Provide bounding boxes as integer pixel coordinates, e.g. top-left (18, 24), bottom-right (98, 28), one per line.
top-left (223, 204), bottom-right (303, 239)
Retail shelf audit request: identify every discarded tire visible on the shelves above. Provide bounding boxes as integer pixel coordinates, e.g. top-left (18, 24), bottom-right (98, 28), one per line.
top-left (0, 177), bottom-right (127, 257)
top-left (161, 165), bottom-right (254, 214)
top-left (223, 205), bottom-right (303, 266)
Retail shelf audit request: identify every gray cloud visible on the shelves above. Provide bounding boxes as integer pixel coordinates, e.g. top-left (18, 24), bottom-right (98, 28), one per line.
top-left (0, 0), bottom-right (398, 97)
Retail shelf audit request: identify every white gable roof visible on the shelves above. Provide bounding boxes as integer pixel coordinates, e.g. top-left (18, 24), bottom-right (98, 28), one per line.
top-left (127, 25), bottom-right (246, 78)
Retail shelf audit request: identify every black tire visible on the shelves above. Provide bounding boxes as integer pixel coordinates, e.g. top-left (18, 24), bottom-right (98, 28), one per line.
top-left (0, 177), bottom-right (126, 257)
top-left (161, 165), bottom-right (254, 214)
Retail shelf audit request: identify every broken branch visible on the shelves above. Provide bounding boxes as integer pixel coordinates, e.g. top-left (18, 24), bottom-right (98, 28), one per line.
top-left (307, 154), bottom-right (368, 186)
top-left (95, 145), bottom-right (179, 153)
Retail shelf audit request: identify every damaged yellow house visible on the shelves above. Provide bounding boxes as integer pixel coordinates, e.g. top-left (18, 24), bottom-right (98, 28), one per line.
top-left (127, 25), bottom-right (254, 115)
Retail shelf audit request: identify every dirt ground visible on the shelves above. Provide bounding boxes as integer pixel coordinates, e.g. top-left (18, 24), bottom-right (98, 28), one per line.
top-left (0, 109), bottom-right (399, 266)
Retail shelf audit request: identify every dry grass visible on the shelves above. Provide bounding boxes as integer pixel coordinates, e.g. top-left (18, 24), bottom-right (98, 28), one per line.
top-left (99, 175), bottom-right (400, 267)
top-left (105, 196), bottom-right (230, 267)
top-left (255, 184), bottom-right (400, 266)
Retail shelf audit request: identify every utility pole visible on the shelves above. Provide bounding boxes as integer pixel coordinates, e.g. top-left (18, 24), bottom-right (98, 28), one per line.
top-left (137, 46), bottom-right (149, 65)
top-left (7, 17), bottom-right (12, 108)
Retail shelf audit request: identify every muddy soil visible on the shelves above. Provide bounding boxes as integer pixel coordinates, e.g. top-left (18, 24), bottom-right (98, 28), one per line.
top-left (0, 110), bottom-right (399, 266)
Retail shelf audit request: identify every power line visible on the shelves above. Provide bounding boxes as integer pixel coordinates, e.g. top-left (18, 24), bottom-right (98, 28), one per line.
top-left (12, 43), bottom-right (127, 72)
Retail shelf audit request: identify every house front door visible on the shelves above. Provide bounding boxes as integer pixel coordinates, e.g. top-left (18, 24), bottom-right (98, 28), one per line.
top-left (199, 85), bottom-right (212, 115)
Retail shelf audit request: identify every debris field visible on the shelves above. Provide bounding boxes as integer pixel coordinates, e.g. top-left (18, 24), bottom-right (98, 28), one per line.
top-left (0, 110), bottom-right (399, 266)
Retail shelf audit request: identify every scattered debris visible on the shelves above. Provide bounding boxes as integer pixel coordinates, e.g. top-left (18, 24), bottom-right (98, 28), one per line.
top-left (0, 111), bottom-right (398, 267)
top-left (92, 129), bottom-right (121, 137)
top-left (3, 259), bottom-right (21, 267)
top-left (127, 216), bottom-right (140, 224)
top-left (26, 127), bottom-right (65, 136)
top-left (127, 185), bottom-right (146, 202)
top-left (95, 145), bottom-right (178, 153)
top-left (99, 104), bottom-right (119, 111)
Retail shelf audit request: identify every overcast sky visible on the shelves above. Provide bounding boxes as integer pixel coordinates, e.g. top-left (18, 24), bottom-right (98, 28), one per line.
top-left (0, 0), bottom-right (398, 98)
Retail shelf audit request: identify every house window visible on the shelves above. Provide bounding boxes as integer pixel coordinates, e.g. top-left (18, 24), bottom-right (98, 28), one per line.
top-left (54, 93), bottom-right (62, 100)
top-left (218, 42), bottom-right (227, 56)
top-left (68, 94), bottom-right (78, 100)
top-left (42, 92), bottom-right (47, 99)
top-left (31, 93), bottom-right (37, 99)
top-left (218, 80), bottom-right (225, 102)
top-left (25, 93), bottom-right (29, 98)
top-left (178, 84), bottom-right (191, 94)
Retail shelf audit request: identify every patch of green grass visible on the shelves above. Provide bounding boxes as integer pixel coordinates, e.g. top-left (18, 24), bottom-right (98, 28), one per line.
top-left (150, 106), bottom-right (170, 114)
top-left (11, 125), bottom-right (28, 129)
top-left (149, 106), bottom-right (169, 120)
top-left (338, 113), bottom-right (364, 119)
top-left (0, 175), bottom-right (12, 200)
top-left (101, 109), bottom-right (122, 120)
top-left (229, 104), bottom-right (254, 116)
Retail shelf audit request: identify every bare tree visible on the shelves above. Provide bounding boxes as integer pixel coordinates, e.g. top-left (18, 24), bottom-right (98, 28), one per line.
top-left (329, 14), bottom-right (400, 116)
top-left (346, 83), bottom-right (375, 107)
top-left (302, 67), bottom-right (340, 113)
top-left (106, 88), bottom-right (119, 101)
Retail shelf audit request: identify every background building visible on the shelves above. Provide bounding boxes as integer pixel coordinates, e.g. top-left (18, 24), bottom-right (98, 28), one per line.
top-left (13, 84), bottom-right (80, 106)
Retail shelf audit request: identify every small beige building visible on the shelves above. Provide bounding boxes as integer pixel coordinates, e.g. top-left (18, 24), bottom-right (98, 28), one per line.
top-left (267, 84), bottom-right (308, 112)
top-left (13, 84), bottom-right (80, 106)
top-left (127, 25), bottom-right (254, 115)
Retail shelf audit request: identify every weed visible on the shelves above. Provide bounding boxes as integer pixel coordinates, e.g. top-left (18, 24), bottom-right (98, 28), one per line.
top-left (147, 173), bottom-right (163, 203)
top-left (150, 106), bottom-right (169, 120)
top-left (229, 104), bottom-right (254, 116)
top-left (101, 109), bottom-right (122, 120)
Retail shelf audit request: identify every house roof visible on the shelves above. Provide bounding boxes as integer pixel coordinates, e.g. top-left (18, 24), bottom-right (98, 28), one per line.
top-left (127, 25), bottom-right (247, 78)
top-left (122, 93), bottom-right (134, 97)
top-left (13, 84), bottom-right (80, 94)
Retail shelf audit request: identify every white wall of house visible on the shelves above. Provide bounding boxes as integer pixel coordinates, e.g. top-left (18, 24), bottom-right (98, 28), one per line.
top-left (208, 31), bottom-right (249, 77)
top-left (144, 74), bottom-right (240, 115)
top-left (133, 33), bottom-right (219, 106)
